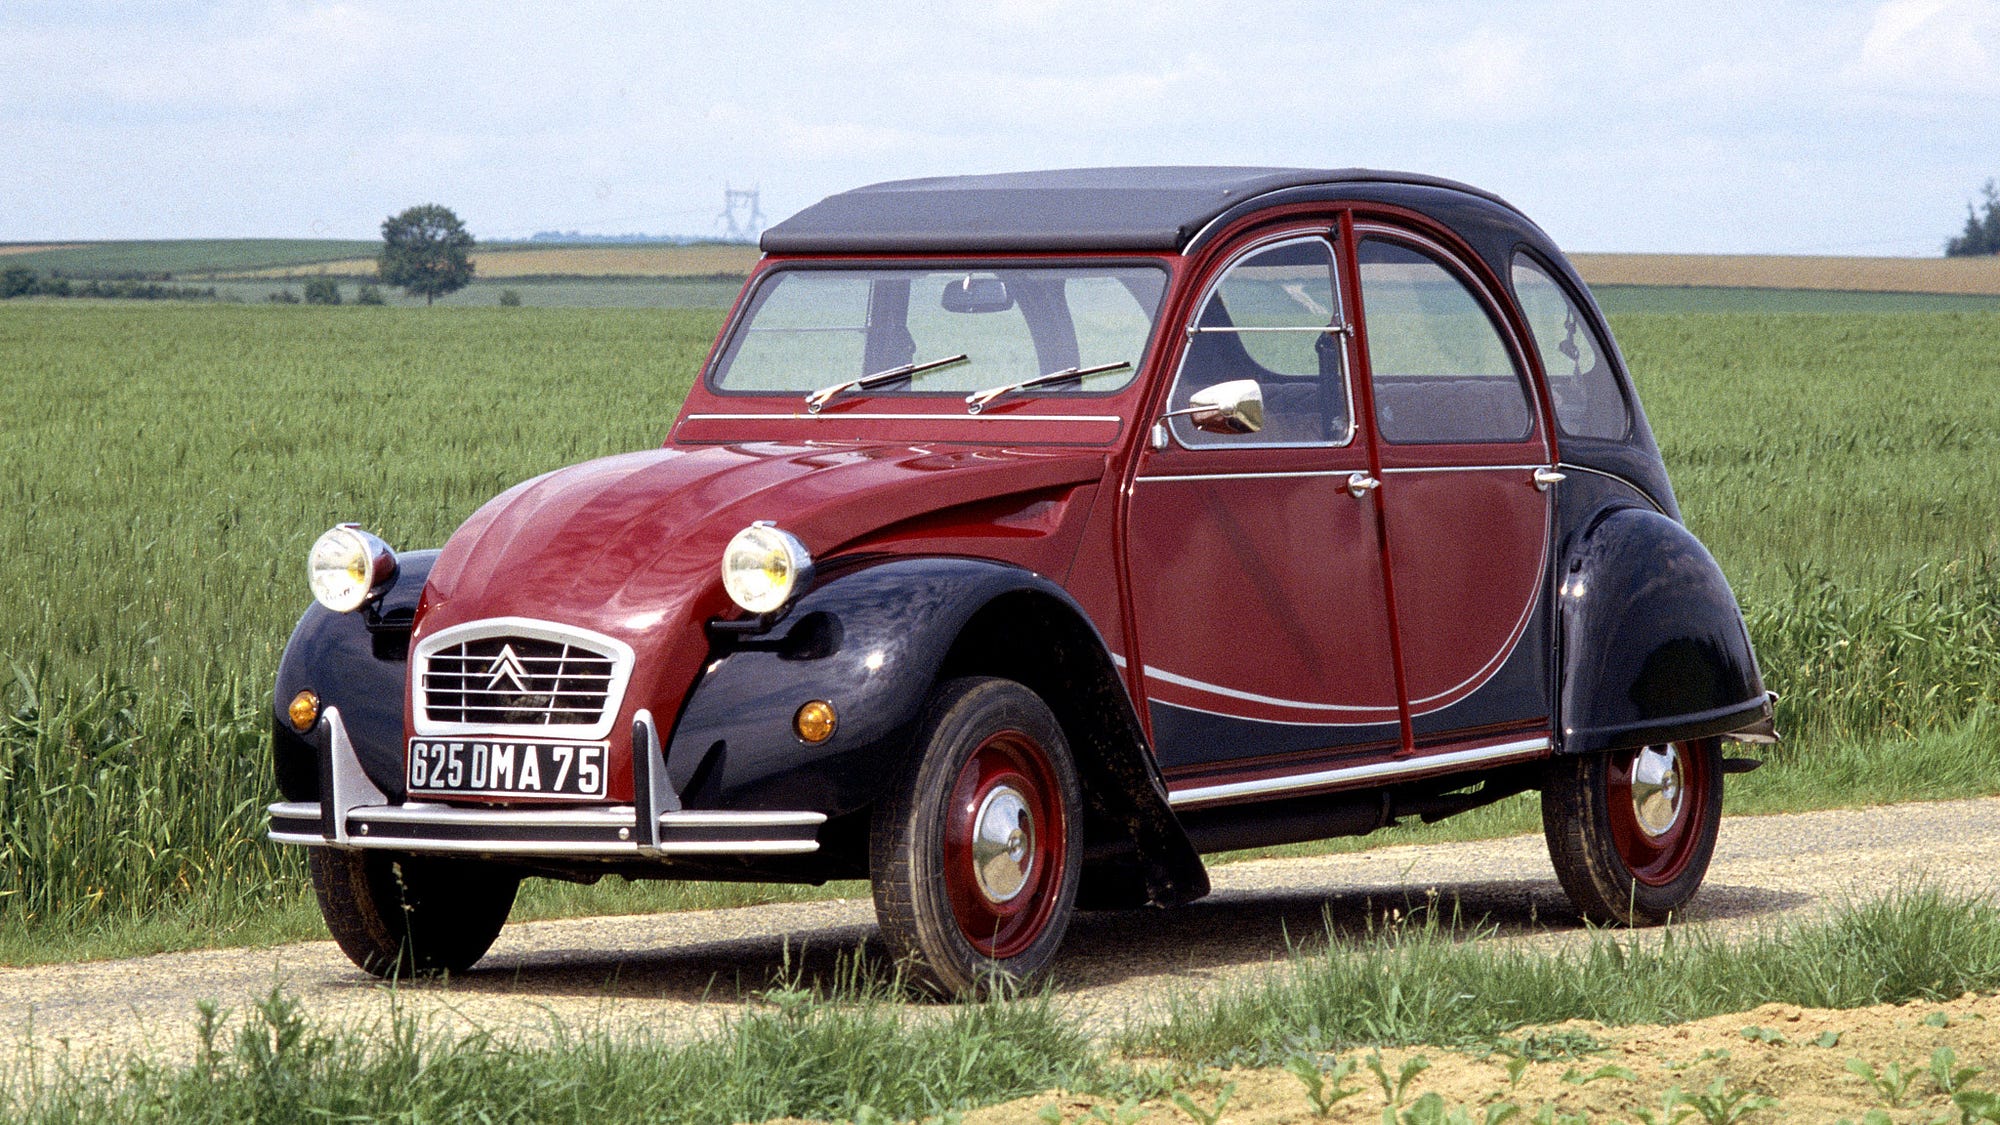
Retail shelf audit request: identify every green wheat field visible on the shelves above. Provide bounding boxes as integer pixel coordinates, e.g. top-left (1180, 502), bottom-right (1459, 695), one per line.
top-left (3, 297), bottom-right (2000, 963)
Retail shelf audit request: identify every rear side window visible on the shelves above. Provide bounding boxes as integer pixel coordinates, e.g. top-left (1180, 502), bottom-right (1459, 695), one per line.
top-left (1511, 255), bottom-right (1630, 440)
top-left (1358, 238), bottom-right (1533, 445)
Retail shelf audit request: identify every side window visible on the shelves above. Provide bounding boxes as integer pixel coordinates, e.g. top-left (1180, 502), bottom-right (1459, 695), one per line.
top-left (1511, 256), bottom-right (1630, 440)
top-left (1358, 238), bottom-right (1533, 445)
top-left (1169, 236), bottom-right (1351, 447)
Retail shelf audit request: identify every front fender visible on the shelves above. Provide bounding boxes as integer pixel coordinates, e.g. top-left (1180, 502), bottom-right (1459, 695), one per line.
top-left (665, 558), bottom-right (1079, 814)
top-left (1558, 508), bottom-right (1770, 754)
top-left (271, 550), bottom-right (437, 802)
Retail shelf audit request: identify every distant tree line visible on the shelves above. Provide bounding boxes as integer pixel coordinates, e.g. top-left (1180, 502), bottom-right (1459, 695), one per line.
top-left (1, 266), bottom-right (218, 301)
top-left (1948, 180), bottom-right (2000, 257)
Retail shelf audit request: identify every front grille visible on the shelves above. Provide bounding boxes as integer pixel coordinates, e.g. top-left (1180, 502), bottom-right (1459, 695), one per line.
top-left (421, 635), bottom-right (617, 728)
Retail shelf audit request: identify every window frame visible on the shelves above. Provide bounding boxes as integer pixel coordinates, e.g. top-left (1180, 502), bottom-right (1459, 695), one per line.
top-left (1163, 231), bottom-right (1360, 451)
top-left (1351, 224), bottom-right (1542, 448)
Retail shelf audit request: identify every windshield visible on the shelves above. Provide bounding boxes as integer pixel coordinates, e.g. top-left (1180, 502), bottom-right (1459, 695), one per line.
top-left (709, 265), bottom-right (1167, 398)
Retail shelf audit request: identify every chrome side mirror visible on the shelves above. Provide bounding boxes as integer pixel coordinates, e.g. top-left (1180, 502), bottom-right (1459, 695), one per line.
top-left (1164, 379), bottom-right (1264, 435)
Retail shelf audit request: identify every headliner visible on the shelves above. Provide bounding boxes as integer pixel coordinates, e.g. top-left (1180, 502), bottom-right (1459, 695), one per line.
top-left (758, 166), bottom-right (1516, 255)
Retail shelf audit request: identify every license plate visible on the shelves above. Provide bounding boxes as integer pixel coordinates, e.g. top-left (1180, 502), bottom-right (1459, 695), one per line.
top-left (407, 739), bottom-right (609, 798)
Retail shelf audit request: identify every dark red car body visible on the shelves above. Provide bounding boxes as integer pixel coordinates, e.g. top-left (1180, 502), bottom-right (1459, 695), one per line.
top-left (270, 168), bottom-right (1775, 990)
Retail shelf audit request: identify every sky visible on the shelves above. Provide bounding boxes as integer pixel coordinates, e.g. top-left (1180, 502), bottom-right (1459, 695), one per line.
top-left (3, 0), bottom-right (1998, 255)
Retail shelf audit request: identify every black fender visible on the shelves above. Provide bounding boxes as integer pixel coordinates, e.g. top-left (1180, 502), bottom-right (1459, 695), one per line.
top-left (1557, 508), bottom-right (1770, 754)
top-left (271, 550), bottom-right (436, 803)
top-left (665, 556), bottom-right (1208, 909)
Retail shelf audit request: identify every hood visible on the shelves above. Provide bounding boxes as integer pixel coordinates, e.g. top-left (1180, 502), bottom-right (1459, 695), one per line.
top-left (418, 442), bottom-right (1108, 647)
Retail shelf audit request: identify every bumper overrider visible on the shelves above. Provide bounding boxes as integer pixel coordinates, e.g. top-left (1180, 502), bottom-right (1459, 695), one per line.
top-left (266, 705), bottom-right (826, 858)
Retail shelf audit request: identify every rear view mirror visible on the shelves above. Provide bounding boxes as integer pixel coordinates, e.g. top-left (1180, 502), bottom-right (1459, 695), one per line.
top-left (941, 276), bottom-right (1015, 314)
top-left (1166, 379), bottom-right (1264, 435)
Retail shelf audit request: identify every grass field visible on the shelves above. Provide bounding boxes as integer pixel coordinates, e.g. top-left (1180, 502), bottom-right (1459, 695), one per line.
top-left (4, 299), bottom-right (2000, 962)
top-left (1573, 251), bottom-right (2000, 295)
top-left (236, 243), bottom-right (762, 280)
top-left (0, 240), bottom-right (380, 278)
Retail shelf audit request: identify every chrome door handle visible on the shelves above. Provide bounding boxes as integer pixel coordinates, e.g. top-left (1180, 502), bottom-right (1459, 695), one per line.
top-left (1533, 467), bottom-right (1567, 491)
top-left (1346, 472), bottom-right (1380, 498)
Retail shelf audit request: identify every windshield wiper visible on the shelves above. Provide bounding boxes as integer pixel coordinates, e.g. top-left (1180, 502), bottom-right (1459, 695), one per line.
top-left (963, 361), bottom-right (1131, 414)
top-left (804, 354), bottom-right (970, 414)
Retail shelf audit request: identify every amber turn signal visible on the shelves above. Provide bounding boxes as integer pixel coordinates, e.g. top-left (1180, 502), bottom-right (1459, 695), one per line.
top-left (288, 690), bottom-right (321, 733)
top-left (794, 700), bottom-right (837, 743)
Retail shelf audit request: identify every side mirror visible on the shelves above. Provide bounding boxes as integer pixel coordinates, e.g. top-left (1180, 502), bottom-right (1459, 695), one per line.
top-left (940, 276), bottom-right (1015, 314)
top-left (1165, 379), bottom-right (1264, 435)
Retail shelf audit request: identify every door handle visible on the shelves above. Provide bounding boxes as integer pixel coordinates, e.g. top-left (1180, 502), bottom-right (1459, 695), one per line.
top-left (1346, 472), bottom-right (1380, 498)
top-left (1533, 467), bottom-right (1567, 491)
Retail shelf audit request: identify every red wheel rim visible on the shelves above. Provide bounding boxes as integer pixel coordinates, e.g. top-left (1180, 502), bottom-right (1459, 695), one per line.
top-left (941, 730), bottom-right (1066, 959)
top-left (1605, 741), bottom-right (1711, 886)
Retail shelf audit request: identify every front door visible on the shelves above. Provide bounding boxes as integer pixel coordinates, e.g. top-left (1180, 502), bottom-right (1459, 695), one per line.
top-left (1350, 227), bottom-right (1554, 750)
top-left (1124, 228), bottom-right (1403, 793)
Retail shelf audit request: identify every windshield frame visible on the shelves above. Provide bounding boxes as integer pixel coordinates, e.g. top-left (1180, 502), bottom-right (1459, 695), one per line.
top-left (702, 256), bottom-right (1176, 404)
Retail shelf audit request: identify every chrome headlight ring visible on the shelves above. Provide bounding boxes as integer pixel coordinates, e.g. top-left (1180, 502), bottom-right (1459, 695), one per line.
top-left (307, 523), bottom-right (398, 613)
top-left (720, 522), bottom-right (814, 615)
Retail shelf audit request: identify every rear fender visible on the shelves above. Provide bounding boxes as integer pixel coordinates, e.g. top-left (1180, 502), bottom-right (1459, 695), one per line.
top-left (1557, 508), bottom-right (1771, 754)
top-left (665, 557), bottom-right (1208, 907)
top-left (272, 550), bottom-right (437, 802)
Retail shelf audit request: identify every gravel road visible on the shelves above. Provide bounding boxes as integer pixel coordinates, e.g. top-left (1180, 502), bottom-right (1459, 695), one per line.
top-left (6, 796), bottom-right (1997, 1064)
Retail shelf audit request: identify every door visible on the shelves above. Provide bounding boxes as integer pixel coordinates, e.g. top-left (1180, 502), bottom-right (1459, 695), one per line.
top-left (1124, 230), bottom-right (1403, 788)
top-left (1350, 228), bottom-right (1554, 749)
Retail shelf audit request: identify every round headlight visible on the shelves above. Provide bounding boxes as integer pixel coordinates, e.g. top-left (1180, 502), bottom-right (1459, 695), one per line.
top-left (307, 524), bottom-right (397, 613)
top-left (721, 522), bottom-right (813, 615)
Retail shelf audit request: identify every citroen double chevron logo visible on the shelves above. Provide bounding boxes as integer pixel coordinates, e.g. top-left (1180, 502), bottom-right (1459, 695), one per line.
top-left (482, 645), bottom-right (533, 693)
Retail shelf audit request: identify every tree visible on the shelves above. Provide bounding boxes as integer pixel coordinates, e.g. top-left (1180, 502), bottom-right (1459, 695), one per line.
top-left (1947, 180), bottom-right (2000, 257)
top-left (302, 277), bottom-right (342, 305)
top-left (378, 204), bottom-right (475, 304)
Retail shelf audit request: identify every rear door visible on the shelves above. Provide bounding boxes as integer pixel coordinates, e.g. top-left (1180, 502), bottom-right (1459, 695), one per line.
top-left (1350, 225), bottom-right (1554, 751)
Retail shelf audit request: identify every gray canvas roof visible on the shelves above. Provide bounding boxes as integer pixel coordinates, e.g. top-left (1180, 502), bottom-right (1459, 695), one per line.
top-left (759, 166), bottom-right (1511, 255)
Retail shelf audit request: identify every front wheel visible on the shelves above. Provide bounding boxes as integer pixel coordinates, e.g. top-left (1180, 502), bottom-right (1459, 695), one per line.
top-left (309, 849), bottom-right (519, 977)
top-left (1541, 739), bottom-right (1722, 926)
top-left (869, 677), bottom-right (1083, 998)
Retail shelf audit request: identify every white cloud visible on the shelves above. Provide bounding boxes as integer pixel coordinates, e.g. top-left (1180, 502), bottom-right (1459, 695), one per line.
top-left (1849, 0), bottom-right (2000, 92)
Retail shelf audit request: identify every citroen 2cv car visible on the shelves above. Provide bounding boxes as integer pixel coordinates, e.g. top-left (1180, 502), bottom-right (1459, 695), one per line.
top-left (269, 167), bottom-right (1776, 995)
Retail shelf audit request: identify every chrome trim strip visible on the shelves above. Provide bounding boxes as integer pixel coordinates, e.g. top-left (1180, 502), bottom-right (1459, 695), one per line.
top-left (347, 804), bottom-right (827, 830)
top-left (1136, 469), bottom-right (1357, 483)
top-left (1144, 664), bottom-right (1400, 714)
top-left (411, 617), bottom-right (636, 741)
top-left (1379, 463), bottom-right (1545, 474)
top-left (1555, 462), bottom-right (1668, 513)
top-left (1168, 736), bottom-right (1551, 808)
top-left (684, 412), bottom-right (1122, 423)
top-left (1150, 696), bottom-right (1396, 730)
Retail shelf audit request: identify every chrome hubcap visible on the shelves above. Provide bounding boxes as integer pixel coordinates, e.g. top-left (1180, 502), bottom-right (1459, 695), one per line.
top-left (970, 784), bottom-right (1035, 903)
top-left (1630, 744), bottom-right (1685, 836)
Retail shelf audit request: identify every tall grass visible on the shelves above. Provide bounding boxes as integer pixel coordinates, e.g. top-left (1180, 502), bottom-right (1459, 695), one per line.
top-left (1131, 887), bottom-right (2000, 1063)
top-left (3, 304), bottom-right (2000, 958)
top-left (4, 976), bottom-right (1104, 1125)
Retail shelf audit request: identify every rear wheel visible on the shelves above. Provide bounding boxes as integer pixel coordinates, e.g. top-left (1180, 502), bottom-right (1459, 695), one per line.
top-left (1541, 739), bottom-right (1722, 925)
top-left (309, 849), bottom-right (519, 977)
top-left (870, 677), bottom-right (1082, 998)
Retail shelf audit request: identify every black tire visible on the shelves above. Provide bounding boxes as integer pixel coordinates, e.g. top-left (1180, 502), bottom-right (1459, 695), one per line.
top-left (308, 848), bottom-right (519, 977)
top-left (869, 676), bottom-right (1083, 998)
top-left (1541, 738), bottom-right (1723, 926)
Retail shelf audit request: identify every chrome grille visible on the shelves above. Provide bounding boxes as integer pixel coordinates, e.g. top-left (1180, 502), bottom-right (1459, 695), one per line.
top-left (421, 636), bottom-right (617, 728)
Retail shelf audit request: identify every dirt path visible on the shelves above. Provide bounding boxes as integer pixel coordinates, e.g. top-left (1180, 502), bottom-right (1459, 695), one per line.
top-left (5, 797), bottom-right (1996, 1065)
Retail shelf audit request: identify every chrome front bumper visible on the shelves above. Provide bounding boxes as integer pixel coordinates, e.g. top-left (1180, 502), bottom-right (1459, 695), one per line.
top-left (265, 705), bottom-right (824, 859)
